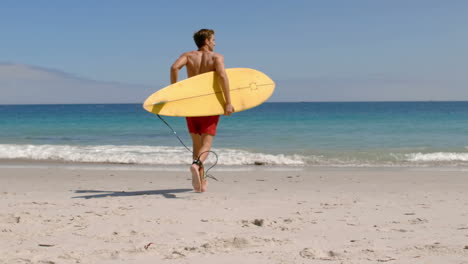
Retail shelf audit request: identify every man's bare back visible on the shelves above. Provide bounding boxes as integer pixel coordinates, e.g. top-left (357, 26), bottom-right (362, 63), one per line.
top-left (184, 50), bottom-right (220, 77)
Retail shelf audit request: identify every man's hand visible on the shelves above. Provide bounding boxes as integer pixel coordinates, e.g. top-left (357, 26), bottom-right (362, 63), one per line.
top-left (224, 103), bottom-right (235, 116)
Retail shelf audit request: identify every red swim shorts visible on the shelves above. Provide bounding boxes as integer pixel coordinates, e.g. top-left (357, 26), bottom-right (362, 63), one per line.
top-left (185, 115), bottom-right (220, 136)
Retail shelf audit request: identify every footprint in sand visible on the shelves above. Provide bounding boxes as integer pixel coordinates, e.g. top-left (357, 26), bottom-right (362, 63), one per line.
top-left (200, 237), bottom-right (251, 253)
top-left (210, 237), bottom-right (250, 250)
top-left (409, 218), bottom-right (428, 224)
top-left (165, 250), bottom-right (185, 259)
top-left (0, 214), bottom-right (21, 224)
top-left (299, 248), bottom-right (341, 260)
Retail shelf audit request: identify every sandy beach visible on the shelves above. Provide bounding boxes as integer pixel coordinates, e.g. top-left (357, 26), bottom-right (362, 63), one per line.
top-left (1, 165), bottom-right (468, 264)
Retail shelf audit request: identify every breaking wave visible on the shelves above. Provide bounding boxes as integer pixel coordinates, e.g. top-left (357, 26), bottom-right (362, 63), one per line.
top-left (0, 144), bottom-right (306, 166)
top-left (2, 144), bottom-right (468, 167)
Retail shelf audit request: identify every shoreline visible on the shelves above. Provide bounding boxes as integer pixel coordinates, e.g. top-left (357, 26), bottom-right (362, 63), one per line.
top-left (2, 158), bottom-right (468, 172)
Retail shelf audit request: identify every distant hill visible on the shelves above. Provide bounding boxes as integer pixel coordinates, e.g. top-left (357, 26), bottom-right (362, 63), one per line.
top-left (0, 63), bottom-right (155, 104)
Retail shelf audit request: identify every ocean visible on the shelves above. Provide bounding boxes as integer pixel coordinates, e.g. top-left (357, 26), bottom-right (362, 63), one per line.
top-left (1, 102), bottom-right (468, 168)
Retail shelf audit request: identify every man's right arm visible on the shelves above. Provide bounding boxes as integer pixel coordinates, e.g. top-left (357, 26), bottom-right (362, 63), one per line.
top-left (170, 53), bottom-right (188, 84)
top-left (214, 54), bottom-right (235, 116)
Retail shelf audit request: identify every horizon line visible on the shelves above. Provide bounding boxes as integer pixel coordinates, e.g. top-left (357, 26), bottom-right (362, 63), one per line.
top-left (2, 100), bottom-right (468, 106)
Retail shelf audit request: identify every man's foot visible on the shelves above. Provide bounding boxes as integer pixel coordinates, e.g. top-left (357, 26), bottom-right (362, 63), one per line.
top-left (199, 166), bottom-right (208, 192)
top-left (190, 164), bottom-right (201, 192)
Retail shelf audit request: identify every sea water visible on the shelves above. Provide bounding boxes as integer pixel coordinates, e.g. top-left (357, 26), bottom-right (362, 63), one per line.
top-left (1, 102), bottom-right (467, 167)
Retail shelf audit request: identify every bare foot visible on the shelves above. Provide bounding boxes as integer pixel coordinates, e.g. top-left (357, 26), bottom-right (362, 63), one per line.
top-left (200, 179), bottom-right (208, 192)
top-left (190, 164), bottom-right (201, 192)
top-left (199, 166), bottom-right (208, 192)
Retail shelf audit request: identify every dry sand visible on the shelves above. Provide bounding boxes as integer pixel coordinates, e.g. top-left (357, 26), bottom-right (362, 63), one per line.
top-left (1, 165), bottom-right (468, 263)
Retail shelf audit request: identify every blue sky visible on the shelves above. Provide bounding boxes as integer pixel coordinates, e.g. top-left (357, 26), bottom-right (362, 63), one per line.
top-left (1, 1), bottom-right (467, 103)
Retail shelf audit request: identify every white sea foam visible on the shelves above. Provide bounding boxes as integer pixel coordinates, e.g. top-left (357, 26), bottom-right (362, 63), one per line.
top-left (0, 144), bottom-right (306, 166)
top-left (405, 152), bottom-right (468, 162)
top-left (2, 144), bottom-right (468, 167)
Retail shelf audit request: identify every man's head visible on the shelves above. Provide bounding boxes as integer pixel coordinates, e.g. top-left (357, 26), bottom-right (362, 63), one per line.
top-left (193, 29), bottom-right (215, 50)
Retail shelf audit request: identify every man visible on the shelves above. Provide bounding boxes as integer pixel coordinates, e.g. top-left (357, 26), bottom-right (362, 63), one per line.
top-left (170, 29), bottom-right (235, 192)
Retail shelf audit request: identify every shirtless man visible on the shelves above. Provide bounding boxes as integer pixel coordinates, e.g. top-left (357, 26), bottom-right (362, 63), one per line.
top-left (170, 29), bottom-right (235, 192)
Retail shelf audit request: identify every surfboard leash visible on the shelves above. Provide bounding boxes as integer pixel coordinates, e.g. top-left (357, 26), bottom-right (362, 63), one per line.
top-left (156, 114), bottom-right (219, 181)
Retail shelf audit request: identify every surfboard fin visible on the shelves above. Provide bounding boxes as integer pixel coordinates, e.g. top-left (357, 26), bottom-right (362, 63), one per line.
top-left (152, 100), bottom-right (168, 106)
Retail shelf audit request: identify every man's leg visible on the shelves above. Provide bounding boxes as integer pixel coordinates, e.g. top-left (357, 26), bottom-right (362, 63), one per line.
top-left (190, 133), bottom-right (203, 161)
top-left (190, 133), bottom-right (202, 192)
top-left (197, 133), bottom-right (214, 163)
top-left (198, 134), bottom-right (214, 192)
top-left (190, 133), bottom-right (214, 192)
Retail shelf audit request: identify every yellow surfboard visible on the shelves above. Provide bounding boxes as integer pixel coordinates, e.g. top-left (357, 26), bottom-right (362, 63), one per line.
top-left (143, 68), bottom-right (275, 117)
